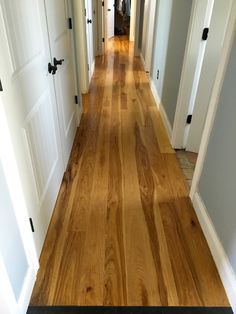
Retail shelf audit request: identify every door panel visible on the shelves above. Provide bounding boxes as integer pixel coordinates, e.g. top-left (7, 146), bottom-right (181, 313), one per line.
top-left (1, 1), bottom-right (43, 71)
top-left (45, 0), bottom-right (77, 167)
top-left (23, 91), bottom-right (59, 202)
top-left (0, 0), bottom-right (64, 255)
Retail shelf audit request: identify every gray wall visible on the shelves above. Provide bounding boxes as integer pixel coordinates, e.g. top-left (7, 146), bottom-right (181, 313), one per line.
top-left (150, 0), bottom-right (193, 126)
top-left (199, 31), bottom-right (236, 272)
top-left (138, 0), bottom-right (145, 50)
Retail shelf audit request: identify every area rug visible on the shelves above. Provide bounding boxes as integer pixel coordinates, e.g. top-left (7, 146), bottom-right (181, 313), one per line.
top-left (27, 306), bottom-right (233, 314)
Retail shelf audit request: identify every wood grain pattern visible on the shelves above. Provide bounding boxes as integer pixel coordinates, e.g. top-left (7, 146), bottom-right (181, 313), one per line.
top-left (30, 37), bottom-right (229, 307)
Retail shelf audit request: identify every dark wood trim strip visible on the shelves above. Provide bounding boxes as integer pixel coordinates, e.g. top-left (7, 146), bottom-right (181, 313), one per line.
top-left (27, 306), bottom-right (233, 314)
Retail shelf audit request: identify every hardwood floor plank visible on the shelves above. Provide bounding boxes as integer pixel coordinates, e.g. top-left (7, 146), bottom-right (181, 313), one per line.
top-left (103, 45), bottom-right (127, 305)
top-left (121, 110), bottom-right (162, 306)
top-left (134, 122), bottom-right (168, 305)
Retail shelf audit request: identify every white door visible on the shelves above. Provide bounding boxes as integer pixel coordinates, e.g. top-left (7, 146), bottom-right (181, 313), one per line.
top-left (107, 0), bottom-right (115, 39)
top-left (0, 0), bottom-right (64, 256)
top-left (45, 0), bottom-right (77, 166)
top-left (186, 0), bottom-right (232, 152)
top-left (85, 0), bottom-right (95, 80)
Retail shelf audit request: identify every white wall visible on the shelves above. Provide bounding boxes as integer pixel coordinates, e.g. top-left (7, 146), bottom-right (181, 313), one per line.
top-left (129, 0), bottom-right (136, 42)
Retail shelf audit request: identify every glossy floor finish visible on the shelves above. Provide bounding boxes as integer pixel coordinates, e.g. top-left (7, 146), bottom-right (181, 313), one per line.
top-left (30, 37), bottom-right (229, 307)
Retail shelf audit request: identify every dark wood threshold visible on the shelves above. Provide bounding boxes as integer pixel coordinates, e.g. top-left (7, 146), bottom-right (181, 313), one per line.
top-left (27, 306), bottom-right (233, 314)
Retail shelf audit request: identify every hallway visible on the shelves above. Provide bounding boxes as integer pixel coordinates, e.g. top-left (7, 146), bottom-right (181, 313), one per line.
top-left (30, 37), bottom-right (229, 307)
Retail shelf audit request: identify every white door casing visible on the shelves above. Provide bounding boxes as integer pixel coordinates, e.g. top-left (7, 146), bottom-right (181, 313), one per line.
top-left (107, 0), bottom-right (115, 39)
top-left (0, 0), bottom-right (65, 256)
top-left (45, 0), bottom-right (77, 167)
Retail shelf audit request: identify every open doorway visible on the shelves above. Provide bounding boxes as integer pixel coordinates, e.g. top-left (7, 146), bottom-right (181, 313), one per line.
top-left (114, 0), bottom-right (131, 36)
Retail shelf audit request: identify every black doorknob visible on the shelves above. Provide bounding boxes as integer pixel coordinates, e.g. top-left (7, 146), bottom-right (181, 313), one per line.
top-left (53, 57), bottom-right (64, 66)
top-left (48, 62), bottom-right (57, 75)
top-left (108, 9), bottom-right (111, 11)
top-left (87, 19), bottom-right (92, 24)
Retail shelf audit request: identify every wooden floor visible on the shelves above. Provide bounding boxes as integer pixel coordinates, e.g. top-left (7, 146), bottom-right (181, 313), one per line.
top-left (30, 37), bottom-right (229, 307)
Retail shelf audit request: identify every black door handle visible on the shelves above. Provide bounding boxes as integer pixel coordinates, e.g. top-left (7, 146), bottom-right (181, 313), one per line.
top-left (87, 19), bottom-right (92, 24)
top-left (48, 63), bottom-right (57, 75)
top-left (53, 57), bottom-right (64, 66)
top-left (108, 9), bottom-right (111, 11)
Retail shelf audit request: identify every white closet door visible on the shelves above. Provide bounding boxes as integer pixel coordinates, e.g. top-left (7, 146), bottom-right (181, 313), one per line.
top-left (85, 0), bottom-right (95, 80)
top-left (107, 0), bottom-right (115, 39)
top-left (44, 0), bottom-right (77, 167)
top-left (0, 0), bottom-right (65, 256)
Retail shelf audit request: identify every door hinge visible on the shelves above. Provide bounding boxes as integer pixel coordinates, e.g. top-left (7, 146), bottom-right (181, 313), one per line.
top-left (102, 37), bottom-right (105, 43)
top-left (102, 1), bottom-right (104, 7)
top-left (0, 79), bottom-right (3, 92)
top-left (85, 8), bottom-right (87, 16)
top-left (88, 64), bottom-right (89, 71)
top-left (202, 27), bottom-right (209, 41)
top-left (75, 95), bottom-right (78, 104)
top-left (186, 114), bottom-right (192, 124)
top-left (68, 17), bottom-right (73, 29)
top-left (29, 218), bottom-right (35, 233)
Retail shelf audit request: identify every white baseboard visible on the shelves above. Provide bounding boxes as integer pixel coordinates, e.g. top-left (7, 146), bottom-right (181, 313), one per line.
top-left (140, 53), bottom-right (146, 70)
top-left (91, 59), bottom-right (95, 79)
top-left (76, 102), bottom-right (83, 126)
top-left (150, 79), bottom-right (172, 141)
top-left (192, 192), bottom-right (236, 313)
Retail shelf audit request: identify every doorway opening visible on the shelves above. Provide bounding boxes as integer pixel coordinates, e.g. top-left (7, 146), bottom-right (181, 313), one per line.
top-left (114, 0), bottom-right (131, 36)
